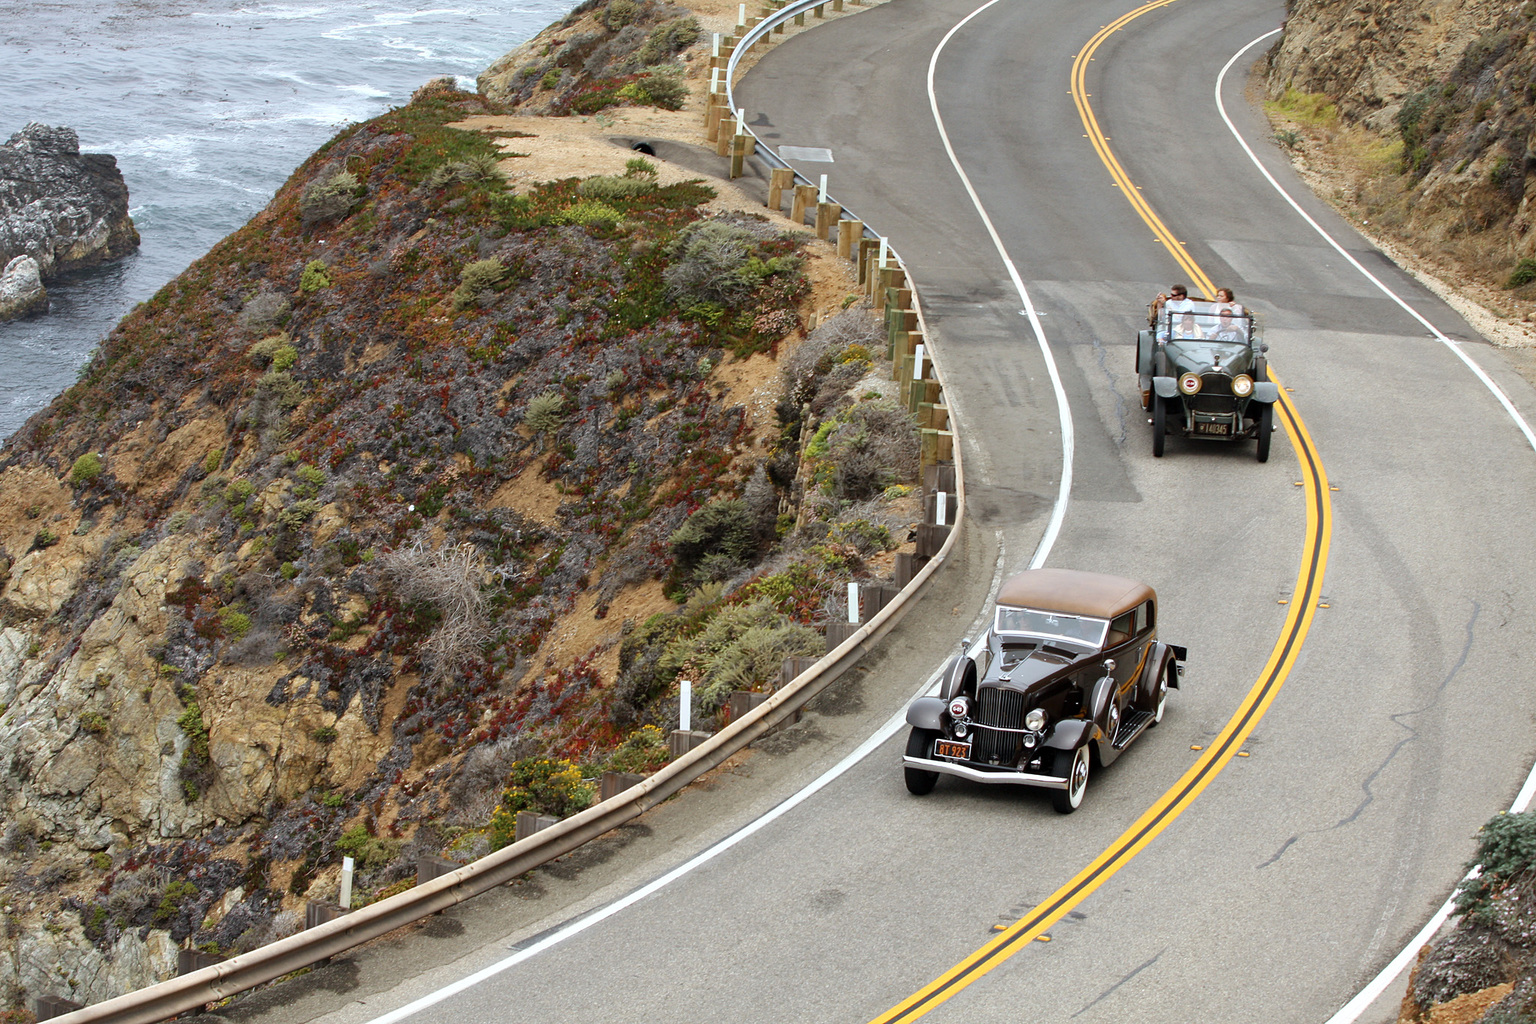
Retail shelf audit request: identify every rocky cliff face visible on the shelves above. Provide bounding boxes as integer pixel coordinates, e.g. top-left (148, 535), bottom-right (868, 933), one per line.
top-left (0, 64), bottom-right (911, 1008)
top-left (0, 123), bottom-right (139, 312)
top-left (1268, 0), bottom-right (1536, 293)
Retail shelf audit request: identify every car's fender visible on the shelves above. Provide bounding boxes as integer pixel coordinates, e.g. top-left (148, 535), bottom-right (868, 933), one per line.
top-left (1042, 718), bottom-right (1092, 752)
top-left (937, 654), bottom-right (976, 702)
top-left (906, 696), bottom-right (947, 732)
top-left (1251, 381), bottom-right (1279, 403)
top-left (1153, 376), bottom-right (1179, 399)
top-left (1137, 330), bottom-right (1156, 375)
top-left (1138, 641), bottom-right (1178, 702)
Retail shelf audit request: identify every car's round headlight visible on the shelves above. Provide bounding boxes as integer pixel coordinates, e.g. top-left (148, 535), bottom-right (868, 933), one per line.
top-left (1232, 374), bottom-right (1254, 397)
top-left (1178, 372), bottom-right (1202, 395)
top-left (948, 696), bottom-right (969, 719)
top-left (1025, 708), bottom-right (1047, 731)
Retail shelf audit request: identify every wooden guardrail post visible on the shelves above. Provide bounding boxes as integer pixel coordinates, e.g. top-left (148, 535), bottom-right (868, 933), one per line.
top-left (514, 810), bottom-right (561, 843)
top-left (857, 238), bottom-right (878, 284)
top-left (838, 218), bottom-right (862, 259)
top-left (833, 0), bottom-right (844, 9)
top-left (814, 3), bottom-right (825, 16)
top-left (416, 855), bottom-right (459, 885)
top-left (669, 729), bottom-right (714, 757)
top-left (600, 771), bottom-right (645, 801)
top-left (790, 183), bottom-right (816, 224)
top-left (730, 131), bottom-right (751, 178)
top-left (814, 200), bottom-right (841, 240)
top-left (768, 167), bottom-right (794, 212)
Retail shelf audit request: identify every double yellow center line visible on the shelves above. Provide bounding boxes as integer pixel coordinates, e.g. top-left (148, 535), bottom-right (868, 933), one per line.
top-left (870, 4), bottom-right (1332, 1021)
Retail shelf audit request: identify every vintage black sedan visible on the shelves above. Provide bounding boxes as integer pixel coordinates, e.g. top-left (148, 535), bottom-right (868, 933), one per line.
top-left (1136, 299), bottom-right (1279, 461)
top-left (903, 569), bottom-right (1185, 813)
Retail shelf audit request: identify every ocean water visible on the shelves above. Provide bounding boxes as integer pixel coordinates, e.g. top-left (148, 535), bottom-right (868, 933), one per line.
top-left (0, 0), bottom-right (570, 440)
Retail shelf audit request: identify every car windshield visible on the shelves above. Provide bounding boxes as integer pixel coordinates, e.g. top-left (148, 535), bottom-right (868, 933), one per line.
top-left (1160, 299), bottom-right (1253, 342)
top-left (994, 606), bottom-right (1109, 648)
top-left (1165, 338), bottom-right (1255, 375)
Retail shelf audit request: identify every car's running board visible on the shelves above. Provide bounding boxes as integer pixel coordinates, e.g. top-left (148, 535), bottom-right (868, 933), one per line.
top-left (904, 756), bottom-right (1070, 789)
top-left (1112, 709), bottom-right (1155, 749)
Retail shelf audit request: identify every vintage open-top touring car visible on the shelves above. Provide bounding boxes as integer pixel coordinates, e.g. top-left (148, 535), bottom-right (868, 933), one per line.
top-left (1137, 298), bottom-right (1279, 461)
top-left (902, 569), bottom-right (1185, 813)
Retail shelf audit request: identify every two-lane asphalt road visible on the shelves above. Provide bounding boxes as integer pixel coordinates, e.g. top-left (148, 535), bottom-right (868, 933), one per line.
top-left (270, 2), bottom-right (1536, 1023)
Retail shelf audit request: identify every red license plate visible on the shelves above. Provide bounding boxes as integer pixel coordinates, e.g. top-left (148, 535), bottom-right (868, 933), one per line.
top-left (934, 739), bottom-right (971, 759)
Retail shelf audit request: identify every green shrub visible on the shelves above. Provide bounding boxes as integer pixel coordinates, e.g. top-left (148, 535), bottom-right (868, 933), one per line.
top-left (425, 153), bottom-right (507, 190)
top-left (299, 260), bottom-right (332, 293)
top-left (524, 391), bottom-right (566, 434)
top-left (336, 825), bottom-right (400, 870)
top-left (663, 219), bottom-right (792, 306)
top-left (280, 561), bottom-right (299, 580)
top-left (624, 156), bottom-right (657, 178)
top-left (248, 332), bottom-right (291, 366)
top-left (31, 528), bottom-right (58, 551)
top-left (78, 711), bottom-right (109, 736)
top-left (486, 758), bottom-right (594, 849)
top-left (541, 69), bottom-right (562, 90)
top-left (603, 0), bottom-right (638, 30)
top-left (218, 607), bottom-right (252, 640)
top-left (669, 498), bottom-right (762, 586)
top-left (831, 518), bottom-right (894, 554)
top-left (69, 452), bottom-right (103, 486)
top-left (655, 599), bottom-right (821, 711)
top-left (617, 74), bottom-right (688, 111)
top-left (637, 16), bottom-right (701, 65)
top-left (203, 448), bottom-right (224, 473)
top-left (312, 725), bottom-right (338, 743)
top-left (155, 881), bottom-right (197, 923)
top-left (606, 725), bottom-right (670, 774)
top-left (451, 258), bottom-right (508, 310)
top-left (578, 175), bottom-right (654, 200)
top-left (279, 499), bottom-right (321, 530)
top-left (167, 510), bottom-right (193, 533)
top-left (299, 169), bottom-right (363, 226)
top-left (1456, 811), bottom-right (1536, 920)
top-left (1506, 259), bottom-right (1536, 289)
top-left (553, 198), bottom-right (623, 226)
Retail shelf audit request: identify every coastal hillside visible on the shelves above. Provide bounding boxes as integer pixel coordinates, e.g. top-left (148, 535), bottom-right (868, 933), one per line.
top-left (1267, 0), bottom-right (1536, 335)
top-left (0, 14), bottom-right (921, 1003)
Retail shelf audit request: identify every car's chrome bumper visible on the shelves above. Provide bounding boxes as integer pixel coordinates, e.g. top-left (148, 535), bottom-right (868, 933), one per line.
top-left (903, 755), bottom-right (1069, 790)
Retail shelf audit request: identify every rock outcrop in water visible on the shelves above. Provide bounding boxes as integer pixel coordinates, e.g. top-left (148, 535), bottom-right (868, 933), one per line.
top-left (0, 256), bottom-right (46, 320)
top-left (0, 123), bottom-right (139, 319)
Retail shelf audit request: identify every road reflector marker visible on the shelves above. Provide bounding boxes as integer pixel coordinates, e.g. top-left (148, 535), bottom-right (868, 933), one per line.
top-left (1237, 751), bottom-right (1250, 757)
top-left (1191, 745), bottom-right (1203, 751)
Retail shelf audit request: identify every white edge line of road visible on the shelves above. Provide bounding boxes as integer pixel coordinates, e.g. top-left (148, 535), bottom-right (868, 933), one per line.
top-left (1212, 28), bottom-right (1536, 1024)
top-left (925, 0), bottom-right (1075, 571)
top-left (357, 1), bottom-right (1078, 1020)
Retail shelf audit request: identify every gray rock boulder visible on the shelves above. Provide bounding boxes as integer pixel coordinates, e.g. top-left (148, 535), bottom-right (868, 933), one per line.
top-left (0, 123), bottom-right (139, 282)
top-left (0, 255), bottom-right (46, 321)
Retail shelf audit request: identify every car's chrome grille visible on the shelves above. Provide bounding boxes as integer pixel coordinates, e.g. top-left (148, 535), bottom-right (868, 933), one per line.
top-left (973, 688), bottom-right (1025, 763)
top-left (1188, 373), bottom-right (1235, 413)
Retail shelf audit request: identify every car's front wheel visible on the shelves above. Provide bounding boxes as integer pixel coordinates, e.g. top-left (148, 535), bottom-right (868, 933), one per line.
top-left (1152, 393), bottom-right (1166, 458)
top-left (1052, 744), bottom-right (1091, 814)
top-left (1256, 402), bottom-right (1274, 463)
top-left (1149, 671), bottom-right (1169, 725)
top-left (904, 728), bottom-right (939, 795)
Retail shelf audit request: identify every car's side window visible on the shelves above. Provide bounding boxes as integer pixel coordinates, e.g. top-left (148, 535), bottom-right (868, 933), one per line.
top-left (1134, 600), bottom-right (1153, 634)
top-left (1106, 611), bottom-right (1133, 648)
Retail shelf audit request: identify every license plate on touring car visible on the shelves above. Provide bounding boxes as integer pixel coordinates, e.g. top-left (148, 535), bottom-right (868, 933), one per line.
top-left (934, 739), bottom-right (971, 759)
top-left (1195, 421), bottom-right (1231, 436)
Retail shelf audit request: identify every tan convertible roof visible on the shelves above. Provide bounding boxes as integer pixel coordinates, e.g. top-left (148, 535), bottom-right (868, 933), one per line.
top-left (995, 569), bottom-right (1154, 618)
